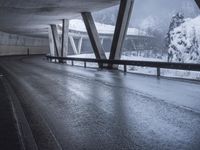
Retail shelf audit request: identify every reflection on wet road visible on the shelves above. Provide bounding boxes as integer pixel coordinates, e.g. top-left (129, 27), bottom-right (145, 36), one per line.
top-left (0, 56), bottom-right (200, 150)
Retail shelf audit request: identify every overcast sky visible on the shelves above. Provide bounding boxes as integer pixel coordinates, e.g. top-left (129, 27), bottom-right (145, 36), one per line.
top-left (131, 0), bottom-right (199, 29)
top-left (94, 0), bottom-right (200, 32)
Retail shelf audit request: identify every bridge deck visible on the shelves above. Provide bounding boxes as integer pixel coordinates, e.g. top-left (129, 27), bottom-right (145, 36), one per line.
top-left (0, 55), bottom-right (200, 150)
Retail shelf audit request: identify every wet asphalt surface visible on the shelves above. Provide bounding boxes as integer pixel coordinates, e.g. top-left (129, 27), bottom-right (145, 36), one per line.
top-left (0, 77), bottom-right (22, 150)
top-left (0, 55), bottom-right (200, 150)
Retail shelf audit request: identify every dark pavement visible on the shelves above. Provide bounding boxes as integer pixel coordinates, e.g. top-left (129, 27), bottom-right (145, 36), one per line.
top-left (0, 55), bottom-right (200, 150)
top-left (0, 75), bottom-right (22, 150)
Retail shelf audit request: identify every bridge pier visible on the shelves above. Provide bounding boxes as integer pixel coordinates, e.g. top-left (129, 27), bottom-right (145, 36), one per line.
top-left (69, 36), bottom-right (78, 55)
top-left (81, 12), bottom-right (107, 67)
top-left (48, 27), bottom-right (55, 57)
top-left (50, 24), bottom-right (61, 57)
top-left (61, 19), bottom-right (69, 57)
top-left (78, 37), bottom-right (83, 54)
top-left (100, 38), bottom-right (104, 45)
top-left (49, 20), bottom-right (69, 62)
top-left (109, 0), bottom-right (134, 68)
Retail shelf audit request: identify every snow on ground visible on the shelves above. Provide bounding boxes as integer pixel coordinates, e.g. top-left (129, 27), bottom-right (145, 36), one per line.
top-left (68, 53), bottom-right (200, 80)
top-left (69, 19), bottom-right (148, 36)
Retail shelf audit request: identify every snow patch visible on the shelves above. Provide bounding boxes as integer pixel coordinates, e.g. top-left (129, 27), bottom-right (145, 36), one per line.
top-left (68, 53), bottom-right (200, 80)
top-left (69, 19), bottom-right (148, 36)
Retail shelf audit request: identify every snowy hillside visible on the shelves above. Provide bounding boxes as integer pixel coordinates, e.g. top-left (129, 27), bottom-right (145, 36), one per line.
top-left (69, 19), bottom-right (148, 36)
top-left (168, 15), bottom-right (200, 63)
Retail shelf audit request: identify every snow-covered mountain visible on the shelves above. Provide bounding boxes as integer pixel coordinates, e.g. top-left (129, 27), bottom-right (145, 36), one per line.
top-left (168, 15), bottom-right (200, 63)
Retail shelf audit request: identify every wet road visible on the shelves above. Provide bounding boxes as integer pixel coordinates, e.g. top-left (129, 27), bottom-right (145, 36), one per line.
top-left (0, 55), bottom-right (200, 150)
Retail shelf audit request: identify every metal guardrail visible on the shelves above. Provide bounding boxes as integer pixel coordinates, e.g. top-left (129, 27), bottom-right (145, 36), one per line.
top-left (46, 55), bottom-right (200, 77)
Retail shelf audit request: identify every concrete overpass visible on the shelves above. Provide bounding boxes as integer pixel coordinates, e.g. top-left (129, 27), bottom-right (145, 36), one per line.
top-left (0, 0), bottom-right (119, 37)
top-left (0, 0), bottom-right (200, 150)
top-left (0, 0), bottom-right (133, 62)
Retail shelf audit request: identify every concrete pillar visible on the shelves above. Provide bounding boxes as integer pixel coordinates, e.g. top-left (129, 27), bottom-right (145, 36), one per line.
top-left (81, 12), bottom-right (106, 60)
top-left (50, 24), bottom-right (61, 57)
top-left (61, 19), bottom-right (69, 57)
top-left (109, 0), bottom-right (134, 61)
top-left (48, 27), bottom-right (55, 56)
top-left (69, 36), bottom-right (78, 54)
top-left (101, 38), bottom-right (104, 45)
top-left (132, 40), bottom-right (136, 50)
top-left (78, 37), bottom-right (83, 54)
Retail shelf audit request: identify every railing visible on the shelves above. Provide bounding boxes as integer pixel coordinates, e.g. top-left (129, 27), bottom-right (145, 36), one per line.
top-left (46, 55), bottom-right (200, 77)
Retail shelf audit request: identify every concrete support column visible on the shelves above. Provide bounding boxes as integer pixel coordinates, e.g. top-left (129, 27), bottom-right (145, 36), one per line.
top-left (50, 24), bottom-right (61, 57)
top-left (81, 12), bottom-right (106, 60)
top-left (78, 37), bottom-right (83, 54)
top-left (101, 38), bottom-right (104, 45)
top-left (48, 27), bottom-right (55, 56)
top-left (109, 0), bottom-right (134, 61)
top-left (61, 19), bottom-right (69, 57)
top-left (69, 36), bottom-right (78, 54)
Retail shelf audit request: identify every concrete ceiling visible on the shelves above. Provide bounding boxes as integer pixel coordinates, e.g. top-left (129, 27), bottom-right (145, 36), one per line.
top-left (0, 0), bottom-right (119, 37)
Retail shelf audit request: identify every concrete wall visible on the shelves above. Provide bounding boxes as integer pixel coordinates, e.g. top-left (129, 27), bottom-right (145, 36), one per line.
top-left (0, 31), bottom-right (49, 56)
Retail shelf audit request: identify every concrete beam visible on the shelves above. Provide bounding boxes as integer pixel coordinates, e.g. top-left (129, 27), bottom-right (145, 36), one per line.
top-left (0, 1), bottom-right (119, 37)
top-left (81, 12), bottom-right (106, 60)
top-left (61, 19), bottom-right (69, 57)
top-left (48, 27), bottom-right (55, 56)
top-left (50, 24), bottom-right (61, 57)
top-left (109, 0), bottom-right (134, 61)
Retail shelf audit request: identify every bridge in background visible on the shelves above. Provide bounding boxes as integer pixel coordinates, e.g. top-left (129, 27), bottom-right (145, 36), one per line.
top-left (54, 19), bottom-right (155, 55)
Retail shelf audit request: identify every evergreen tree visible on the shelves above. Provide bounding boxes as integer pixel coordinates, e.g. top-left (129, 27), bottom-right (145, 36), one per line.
top-left (166, 13), bottom-right (185, 48)
top-left (167, 14), bottom-right (200, 63)
top-left (188, 27), bottom-right (200, 63)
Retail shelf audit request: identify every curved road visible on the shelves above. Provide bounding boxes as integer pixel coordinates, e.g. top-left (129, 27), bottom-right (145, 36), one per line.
top-left (0, 55), bottom-right (200, 150)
